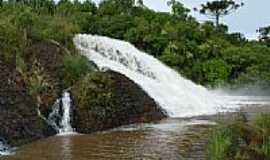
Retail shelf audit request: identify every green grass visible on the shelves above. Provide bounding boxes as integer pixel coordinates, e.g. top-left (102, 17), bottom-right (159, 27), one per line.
top-left (207, 126), bottom-right (236, 160)
top-left (62, 54), bottom-right (96, 86)
top-left (207, 113), bottom-right (270, 160)
top-left (254, 113), bottom-right (270, 157)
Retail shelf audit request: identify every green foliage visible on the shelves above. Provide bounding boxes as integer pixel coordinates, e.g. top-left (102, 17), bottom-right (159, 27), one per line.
top-left (0, 21), bottom-right (23, 60)
top-left (98, 0), bottom-right (135, 15)
top-left (258, 26), bottom-right (270, 46)
top-left (255, 113), bottom-right (270, 137)
top-left (62, 55), bottom-right (95, 86)
top-left (167, 0), bottom-right (190, 19)
top-left (207, 127), bottom-right (234, 160)
top-left (208, 113), bottom-right (270, 160)
top-left (28, 67), bottom-right (48, 99)
top-left (0, 0), bottom-right (269, 88)
top-left (41, 16), bottom-right (80, 44)
top-left (16, 52), bottom-right (27, 76)
top-left (56, 0), bottom-right (96, 16)
top-left (24, 60), bottom-right (50, 105)
top-left (72, 72), bottom-right (115, 120)
top-left (193, 59), bottom-right (231, 86)
top-left (255, 113), bottom-right (270, 157)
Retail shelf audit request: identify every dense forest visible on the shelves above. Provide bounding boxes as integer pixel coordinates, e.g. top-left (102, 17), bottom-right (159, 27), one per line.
top-left (1, 0), bottom-right (269, 87)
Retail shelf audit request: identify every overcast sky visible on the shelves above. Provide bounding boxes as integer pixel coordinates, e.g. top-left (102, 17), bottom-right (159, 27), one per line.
top-left (94, 0), bottom-right (270, 39)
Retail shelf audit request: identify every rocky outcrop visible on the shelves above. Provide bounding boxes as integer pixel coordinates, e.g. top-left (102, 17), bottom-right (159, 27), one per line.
top-left (0, 40), bottom-right (166, 147)
top-left (0, 40), bottom-right (68, 146)
top-left (72, 71), bottom-right (167, 133)
top-left (0, 55), bottom-right (55, 146)
top-left (21, 40), bottom-right (66, 113)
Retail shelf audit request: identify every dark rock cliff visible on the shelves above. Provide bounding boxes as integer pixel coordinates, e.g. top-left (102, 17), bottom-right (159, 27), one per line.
top-left (0, 40), bottom-right (166, 147)
top-left (0, 54), bottom-right (55, 146)
top-left (72, 71), bottom-right (166, 133)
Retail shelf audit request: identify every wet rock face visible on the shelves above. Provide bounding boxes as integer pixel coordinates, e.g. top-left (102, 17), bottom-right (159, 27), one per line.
top-left (0, 40), bottom-right (66, 146)
top-left (0, 55), bottom-right (55, 146)
top-left (72, 71), bottom-right (166, 133)
top-left (22, 41), bottom-right (65, 112)
top-left (0, 40), bottom-right (166, 146)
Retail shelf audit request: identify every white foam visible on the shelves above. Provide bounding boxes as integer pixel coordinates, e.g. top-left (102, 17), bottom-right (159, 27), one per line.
top-left (74, 34), bottom-right (238, 118)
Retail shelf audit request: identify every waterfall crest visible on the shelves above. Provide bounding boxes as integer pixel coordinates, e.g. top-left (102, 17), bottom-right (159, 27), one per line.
top-left (74, 34), bottom-right (236, 117)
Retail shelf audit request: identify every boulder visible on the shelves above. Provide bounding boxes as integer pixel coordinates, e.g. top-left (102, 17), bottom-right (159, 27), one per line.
top-left (72, 71), bottom-right (167, 133)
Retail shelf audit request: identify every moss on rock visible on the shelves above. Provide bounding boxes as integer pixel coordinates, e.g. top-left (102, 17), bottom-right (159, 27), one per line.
top-left (72, 71), bottom-right (166, 133)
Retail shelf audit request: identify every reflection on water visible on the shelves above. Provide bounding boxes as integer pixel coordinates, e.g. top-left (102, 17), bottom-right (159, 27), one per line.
top-left (60, 136), bottom-right (72, 160)
top-left (2, 119), bottom-right (214, 160)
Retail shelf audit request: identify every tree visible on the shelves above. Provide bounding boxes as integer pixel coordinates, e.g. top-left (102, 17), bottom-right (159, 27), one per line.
top-left (56, 0), bottom-right (75, 16)
top-left (258, 26), bottom-right (270, 44)
top-left (98, 0), bottom-right (135, 15)
top-left (81, 0), bottom-right (97, 13)
top-left (194, 0), bottom-right (243, 26)
top-left (137, 0), bottom-right (144, 7)
top-left (192, 59), bottom-right (231, 85)
top-left (167, 0), bottom-right (190, 19)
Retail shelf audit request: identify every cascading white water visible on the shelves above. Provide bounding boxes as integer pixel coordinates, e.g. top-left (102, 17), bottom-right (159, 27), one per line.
top-left (0, 141), bottom-right (8, 156)
top-left (47, 91), bottom-right (74, 134)
top-left (0, 139), bottom-right (14, 156)
top-left (74, 34), bottom-right (238, 118)
top-left (59, 92), bottom-right (74, 133)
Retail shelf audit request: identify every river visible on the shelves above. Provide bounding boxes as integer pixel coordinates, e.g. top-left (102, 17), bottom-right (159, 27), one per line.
top-left (2, 101), bottom-right (270, 160)
top-left (2, 118), bottom-right (215, 160)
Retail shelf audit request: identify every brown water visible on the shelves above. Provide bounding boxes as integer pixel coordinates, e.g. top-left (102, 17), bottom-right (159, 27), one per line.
top-left (1, 118), bottom-right (214, 160)
top-left (3, 104), bottom-right (270, 160)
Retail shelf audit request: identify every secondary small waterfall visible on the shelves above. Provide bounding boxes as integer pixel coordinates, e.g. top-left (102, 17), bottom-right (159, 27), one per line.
top-left (46, 91), bottom-right (74, 134)
top-left (74, 34), bottom-right (237, 117)
top-left (0, 138), bottom-right (14, 156)
top-left (59, 92), bottom-right (74, 133)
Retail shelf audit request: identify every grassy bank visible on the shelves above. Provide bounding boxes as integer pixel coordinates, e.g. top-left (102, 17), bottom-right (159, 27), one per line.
top-left (207, 112), bottom-right (270, 160)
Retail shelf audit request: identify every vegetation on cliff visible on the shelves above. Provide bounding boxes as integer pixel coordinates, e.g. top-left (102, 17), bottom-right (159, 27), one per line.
top-left (72, 71), bottom-right (165, 133)
top-left (0, 1), bottom-right (167, 145)
top-left (0, 0), bottom-right (269, 89)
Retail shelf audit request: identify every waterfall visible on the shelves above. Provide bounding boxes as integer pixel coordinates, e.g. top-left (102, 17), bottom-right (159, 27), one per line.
top-left (0, 138), bottom-right (15, 156)
top-left (74, 34), bottom-right (237, 118)
top-left (59, 92), bottom-right (74, 133)
top-left (46, 91), bottom-right (74, 134)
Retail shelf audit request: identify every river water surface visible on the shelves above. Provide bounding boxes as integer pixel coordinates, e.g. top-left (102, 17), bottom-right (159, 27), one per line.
top-left (2, 97), bottom-right (270, 160)
top-left (2, 118), bottom-right (215, 160)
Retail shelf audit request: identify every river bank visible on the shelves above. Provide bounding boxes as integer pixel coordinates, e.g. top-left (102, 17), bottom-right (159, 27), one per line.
top-left (1, 104), bottom-right (269, 160)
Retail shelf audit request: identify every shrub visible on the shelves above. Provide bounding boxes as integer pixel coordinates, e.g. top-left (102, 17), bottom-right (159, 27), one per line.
top-left (207, 126), bottom-right (235, 160)
top-left (255, 113), bottom-right (270, 135)
top-left (62, 55), bottom-right (96, 86)
top-left (71, 72), bottom-right (116, 121)
top-left (255, 113), bottom-right (270, 157)
top-left (208, 113), bottom-right (270, 160)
